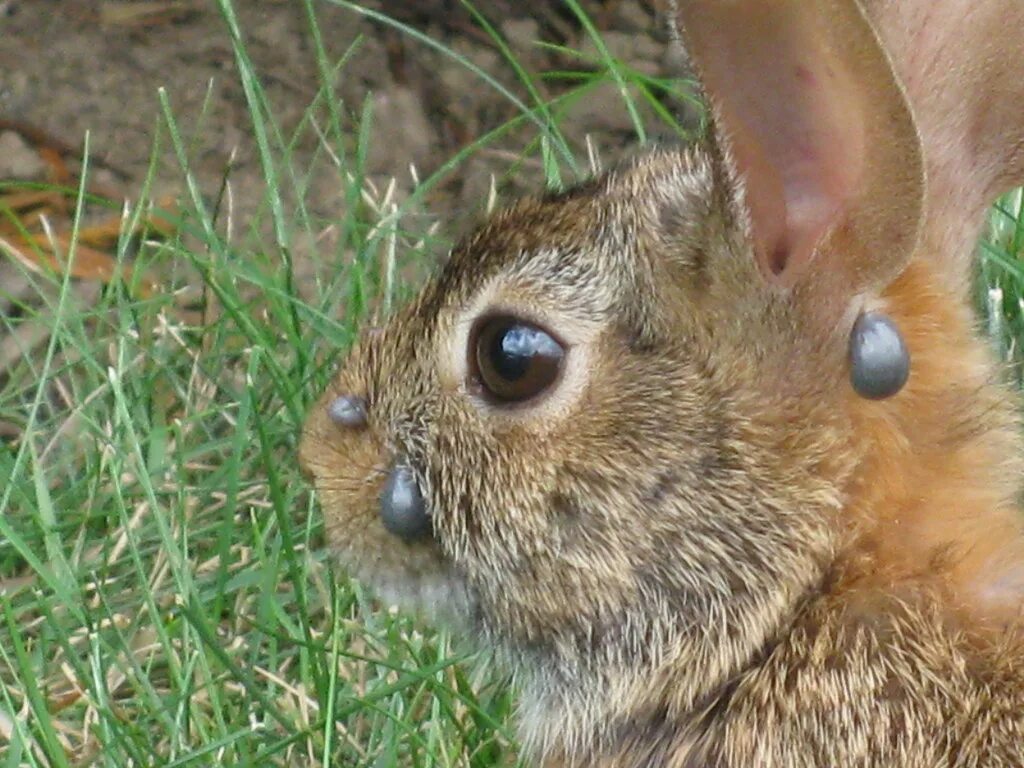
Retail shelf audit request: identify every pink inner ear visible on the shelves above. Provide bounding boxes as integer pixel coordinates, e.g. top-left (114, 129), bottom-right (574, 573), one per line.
top-left (684, 4), bottom-right (867, 286)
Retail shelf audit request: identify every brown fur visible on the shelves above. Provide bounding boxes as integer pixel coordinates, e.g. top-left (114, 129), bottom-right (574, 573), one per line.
top-left (300, 1), bottom-right (1024, 765)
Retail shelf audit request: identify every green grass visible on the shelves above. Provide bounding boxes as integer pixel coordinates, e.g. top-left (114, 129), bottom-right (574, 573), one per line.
top-left (0, 2), bottom-right (1021, 766)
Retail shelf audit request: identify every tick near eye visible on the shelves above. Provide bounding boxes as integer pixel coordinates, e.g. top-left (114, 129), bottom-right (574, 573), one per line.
top-left (380, 463), bottom-right (432, 541)
top-left (328, 394), bottom-right (368, 429)
top-left (470, 315), bottom-right (565, 404)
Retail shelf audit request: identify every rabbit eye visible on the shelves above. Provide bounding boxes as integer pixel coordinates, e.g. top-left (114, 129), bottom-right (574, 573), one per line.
top-left (470, 315), bottom-right (565, 404)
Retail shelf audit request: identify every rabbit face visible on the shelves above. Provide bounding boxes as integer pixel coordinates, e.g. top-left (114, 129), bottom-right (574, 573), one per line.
top-left (300, 147), bottom-right (845, 730)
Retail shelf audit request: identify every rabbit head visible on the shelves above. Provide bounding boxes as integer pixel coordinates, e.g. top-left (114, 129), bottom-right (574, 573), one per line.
top-left (301, 0), bottom-right (1024, 760)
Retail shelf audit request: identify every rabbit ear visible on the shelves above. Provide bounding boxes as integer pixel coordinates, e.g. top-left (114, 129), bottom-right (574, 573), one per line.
top-left (672, 0), bottom-right (923, 292)
top-left (866, 0), bottom-right (1024, 290)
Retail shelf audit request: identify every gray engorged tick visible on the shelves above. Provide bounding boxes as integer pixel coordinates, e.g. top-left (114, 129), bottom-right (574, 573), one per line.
top-left (849, 312), bottom-right (910, 400)
top-left (380, 464), bottom-right (432, 541)
top-left (328, 395), bottom-right (368, 429)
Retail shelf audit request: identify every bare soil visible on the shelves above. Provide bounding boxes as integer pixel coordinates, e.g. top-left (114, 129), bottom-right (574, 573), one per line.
top-left (0, 0), bottom-right (686, 314)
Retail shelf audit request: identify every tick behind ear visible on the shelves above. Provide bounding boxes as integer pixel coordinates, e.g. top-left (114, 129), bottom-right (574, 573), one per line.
top-left (848, 312), bottom-right (910, 400)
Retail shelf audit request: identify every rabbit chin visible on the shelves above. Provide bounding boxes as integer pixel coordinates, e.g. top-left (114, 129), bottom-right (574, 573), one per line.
top-left (342, 551), bottom-right (475, 630)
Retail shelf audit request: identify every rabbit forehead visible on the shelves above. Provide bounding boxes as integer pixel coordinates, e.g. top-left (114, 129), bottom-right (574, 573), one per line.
top-left (453, 247), bottom-right (620, 334)
top-left (436, 144), bottom-right (714, 303)
top-left (501, 246), bottom-right (622, 311)
top-left (443, 204), bottom-right (630, 310)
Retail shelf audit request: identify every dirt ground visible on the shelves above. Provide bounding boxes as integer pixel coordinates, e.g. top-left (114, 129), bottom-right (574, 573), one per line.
top-left (0, 0), bottom-right (689, 314)
top-left (0, 0), bottom-right (683, 214)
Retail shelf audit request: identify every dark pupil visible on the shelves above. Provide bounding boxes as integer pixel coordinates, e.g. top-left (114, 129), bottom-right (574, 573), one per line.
top-left (475, 318), bottom-right (564, 403)
top-left (491, 326), bottom-right (545, 381)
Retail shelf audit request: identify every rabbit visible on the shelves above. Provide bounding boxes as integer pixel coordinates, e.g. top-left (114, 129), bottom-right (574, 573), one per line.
top-left (300, 0), bottom-right (1024, 765)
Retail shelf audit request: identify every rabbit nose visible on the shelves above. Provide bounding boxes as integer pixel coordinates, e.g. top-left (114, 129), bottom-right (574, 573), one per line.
top-left (328, 395), bottom-right (368, 429)
top-left (380, 464), bottom-right (432, 541)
